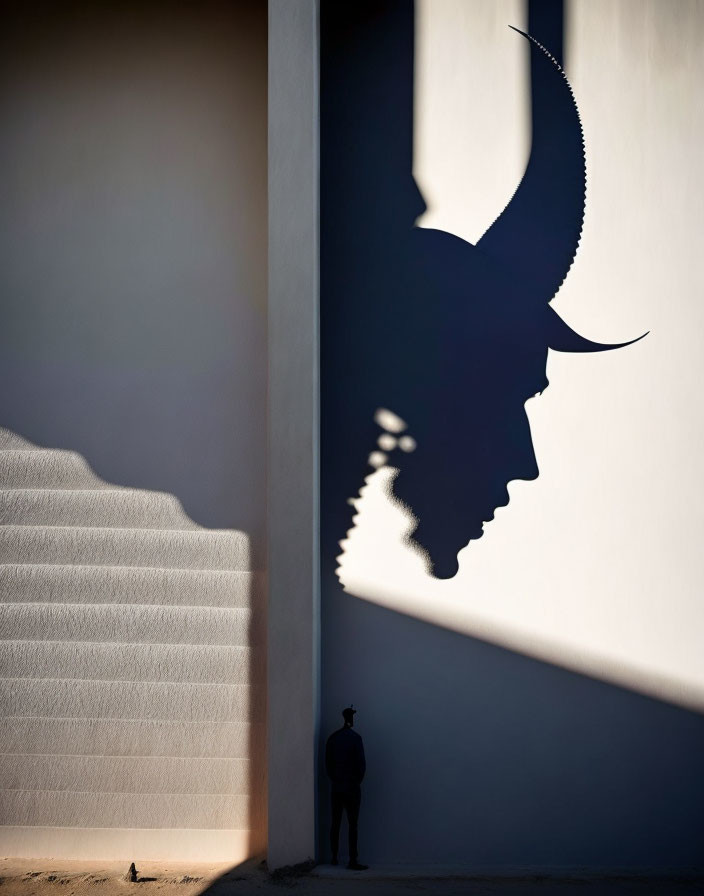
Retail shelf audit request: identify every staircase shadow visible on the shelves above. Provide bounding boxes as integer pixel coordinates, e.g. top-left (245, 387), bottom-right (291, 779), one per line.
top-left (0, 425), bottom-right (266, 864)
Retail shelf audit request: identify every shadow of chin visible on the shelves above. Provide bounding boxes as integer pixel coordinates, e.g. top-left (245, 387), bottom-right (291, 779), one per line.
top-left (336, 464), bottom-right (704, 714)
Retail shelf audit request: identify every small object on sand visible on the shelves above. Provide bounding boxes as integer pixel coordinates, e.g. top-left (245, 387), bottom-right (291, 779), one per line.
top-left (127, 863), bottom-right (138, 883)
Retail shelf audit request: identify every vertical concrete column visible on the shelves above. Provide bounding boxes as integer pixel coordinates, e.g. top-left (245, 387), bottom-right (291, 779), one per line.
top-left (267, 0), bottom-right (320, 870)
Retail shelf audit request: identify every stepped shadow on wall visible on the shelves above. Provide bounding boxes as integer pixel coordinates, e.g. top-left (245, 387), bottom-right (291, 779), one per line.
top-left (320, 0), bottom-right (703, 871)
top-left (0, 426), bottom-right (266, 862)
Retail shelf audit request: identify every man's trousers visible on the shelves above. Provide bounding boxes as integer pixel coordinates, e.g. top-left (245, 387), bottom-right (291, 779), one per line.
top-left (330, 785), bottom-right (361, 862)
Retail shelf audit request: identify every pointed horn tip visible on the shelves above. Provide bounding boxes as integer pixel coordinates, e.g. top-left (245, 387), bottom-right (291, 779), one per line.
top-left (561, 330), bottom-right (649, 354)
top-left (507, 25), bottom-right (563, 68)
top-left (508, 25), bottom-right (538, 43)
top-left (631, 330), bottom-right (650, 346)
top-left (601, 330), bottom-right (649, 351)
top-left (616, 331), bottom-right (649, 348)
top-left (547, 306), bottom-right (649, 354)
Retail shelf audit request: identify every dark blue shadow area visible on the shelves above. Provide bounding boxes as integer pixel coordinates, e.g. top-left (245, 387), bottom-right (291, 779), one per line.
top-left (321, 592), bottom-right (704, 869)
top-left (320, 0), bottom-right (698, 871)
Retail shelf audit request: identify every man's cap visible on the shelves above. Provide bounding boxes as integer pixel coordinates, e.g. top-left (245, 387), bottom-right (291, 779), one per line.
top-left (342, 705), bottom-right (356, 721)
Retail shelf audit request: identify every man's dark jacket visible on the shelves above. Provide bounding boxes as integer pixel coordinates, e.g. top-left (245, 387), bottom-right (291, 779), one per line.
top-left (325, 725), bottom-right (366, 793)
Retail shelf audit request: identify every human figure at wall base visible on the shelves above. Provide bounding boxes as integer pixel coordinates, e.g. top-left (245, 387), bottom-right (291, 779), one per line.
top-left (326, 705), bottom-right (369, 870)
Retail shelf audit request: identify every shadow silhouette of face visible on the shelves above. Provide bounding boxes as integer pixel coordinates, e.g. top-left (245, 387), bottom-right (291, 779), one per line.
top-left (323, 22), bottom-right (644, 584)
top-left (393, 359), bottom-right (546, 580)
top-left (378, 227), bottom-right (550, 579)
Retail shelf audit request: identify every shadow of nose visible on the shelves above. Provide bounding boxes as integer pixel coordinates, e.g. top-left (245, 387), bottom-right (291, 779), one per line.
top-left (519, 452), bottom-right (539, 482)
top-left (512, 412), bottom-right (539, 483)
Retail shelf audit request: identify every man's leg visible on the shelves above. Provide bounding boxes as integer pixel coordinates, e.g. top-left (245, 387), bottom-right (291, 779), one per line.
top-left (345, 786), bottom-right (361, 863)
top-left (330, 791), bottom-right (344, 864)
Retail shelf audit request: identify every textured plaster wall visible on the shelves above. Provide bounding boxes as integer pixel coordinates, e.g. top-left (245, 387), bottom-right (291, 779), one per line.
top-left (0, 428), bottom-right (266, 862)
top-left (0, 0), bottom-right (267, 559)
top-left (0, 0), bottom-right (267, 864)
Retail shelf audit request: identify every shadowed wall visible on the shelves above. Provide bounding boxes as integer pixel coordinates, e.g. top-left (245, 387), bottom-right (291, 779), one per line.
top-left (0, 0), bottom-right (267, 561)
top-left (0, 0), bottom-right (267, 862)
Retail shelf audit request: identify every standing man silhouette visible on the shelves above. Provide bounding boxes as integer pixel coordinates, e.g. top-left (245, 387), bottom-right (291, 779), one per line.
top-left (326, 705), bottom-right (368, 870)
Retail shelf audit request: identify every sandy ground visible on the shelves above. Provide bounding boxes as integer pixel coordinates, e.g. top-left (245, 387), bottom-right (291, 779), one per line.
top-left (1, 859), bottom-right (703, 896)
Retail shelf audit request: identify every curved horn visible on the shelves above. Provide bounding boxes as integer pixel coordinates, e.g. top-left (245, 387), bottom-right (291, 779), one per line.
top-left (547, 307), bottom-right (648, 353)
top-left (476, 27), bottom-right (585, 303)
